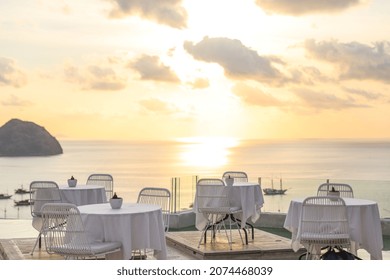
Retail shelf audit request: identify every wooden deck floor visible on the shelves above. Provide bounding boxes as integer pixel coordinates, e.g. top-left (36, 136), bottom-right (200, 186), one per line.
top-left (1, 229), bottom-right (304, 260)
top-left (166, 229), bottom-right (304, 260)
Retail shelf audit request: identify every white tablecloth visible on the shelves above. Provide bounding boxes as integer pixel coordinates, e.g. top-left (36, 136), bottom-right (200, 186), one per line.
top-left (284, 197), bottom-right (383, 260)
top-left (78, 203), bottom-right (167, 260)
top-left (193, 182), bottom-right (264, 230)
top-left (59, 184), bottom-right (107, 206)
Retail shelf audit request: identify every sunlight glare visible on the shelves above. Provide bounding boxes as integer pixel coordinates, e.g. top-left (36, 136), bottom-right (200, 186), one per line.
top-left (177, 137), bottom-right (239, 167)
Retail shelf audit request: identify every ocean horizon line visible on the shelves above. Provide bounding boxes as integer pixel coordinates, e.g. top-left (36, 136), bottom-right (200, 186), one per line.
top-left (54, 137), bottom-right (390, 143)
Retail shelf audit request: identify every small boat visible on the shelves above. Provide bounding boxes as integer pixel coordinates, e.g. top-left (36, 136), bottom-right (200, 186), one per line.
top-left (263, 178), bottom-right (287, 195)
top-left (0, 193), bottom-right (12, 199)
top-left (14, 185), bottom-right (32, 194)
top-left (14, 199), bottom-right (32, 206)
top-left (263, 188), bottom-right (287, 195)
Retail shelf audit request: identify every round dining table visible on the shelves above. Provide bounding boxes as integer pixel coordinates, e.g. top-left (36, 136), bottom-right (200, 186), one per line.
top-left (284, 197), bottom-right (383, 260)
top-left (59, 184), bottom-right (107, 206)
top-left (78, 202), bottom-right (167, 260)
top-left (193, 182), bottom-right (264, 231)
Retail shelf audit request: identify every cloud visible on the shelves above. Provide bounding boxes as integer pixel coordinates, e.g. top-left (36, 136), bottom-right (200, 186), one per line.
top-left (305, 39), bottom-right (390, 83)
top-left (342, 87), bottom-right (383, 100)
top-left (1, 94), bottom-right (32, 107)
top-left (255, 0), bottom-right (363, 16)
top-left (294, 88), bottom-right (369, 110)
top-left (0, 57), bottom-right (27, 88)
top-left (106, 0), bottom-right (187, 29)
top-left (184, 37), bottom-right (286, 85)
top-left (232, 83), bottom-right (285, 107)
top-left (138, 98), bottom-right (180, 115)
top-left (129, 55), bottom-right (180, 83)
top-left (288, 66), bottom-right (333, 85)
top-left (187, 78), bottom-right (210, 89)
top-left (64, 64), bottom-right (127, 91)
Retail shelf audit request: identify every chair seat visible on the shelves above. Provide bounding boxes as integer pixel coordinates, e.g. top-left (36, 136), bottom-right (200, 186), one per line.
top-left (50, 241), bottom-right (122, 256)
top-left (90, 241), bottom-right (122, 255)
top-left (301, 233), bottom-right (350, 244)
top-left (199, 206), bottom-right (242, 214)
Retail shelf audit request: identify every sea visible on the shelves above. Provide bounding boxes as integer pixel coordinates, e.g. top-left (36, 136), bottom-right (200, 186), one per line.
top-left (1, 138), bottom-right (390, 222)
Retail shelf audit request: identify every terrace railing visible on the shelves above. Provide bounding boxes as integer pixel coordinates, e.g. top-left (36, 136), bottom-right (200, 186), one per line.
top-left (170, 176), bottom-right (390, 218)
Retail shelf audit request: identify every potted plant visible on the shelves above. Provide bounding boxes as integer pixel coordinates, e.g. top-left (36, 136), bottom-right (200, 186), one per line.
top-left (110, 192), bottom-right (123, 209)
top-left (67, 176), bottom-right (77, 187)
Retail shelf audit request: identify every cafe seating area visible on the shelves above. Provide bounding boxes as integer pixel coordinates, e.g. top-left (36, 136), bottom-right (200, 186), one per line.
top-left (1, 172), bottom-right (387, 260)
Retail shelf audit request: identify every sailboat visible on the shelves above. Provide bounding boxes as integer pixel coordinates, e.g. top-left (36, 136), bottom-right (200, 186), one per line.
top-left (14, 184), bottom-right (32, 194)
top-left (14, 199), bottom-right (32, 206)
top-left (263, 178), bottom-right (287, 195)
top-left (0, 193), bottom-right (12, 199)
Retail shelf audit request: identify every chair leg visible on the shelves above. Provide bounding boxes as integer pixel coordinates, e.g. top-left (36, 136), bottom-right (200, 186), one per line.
top-left (221, 220), bottom-right (231, 250)
top-left (306, 244), bottom-right (322, 260)
top-left (234, 220), bottom-right (245, 245)
top-left (246, 222), bottom-right (254, 240)
top-left (30, 233), bottom-right (41, 255)
top-left (227, 216), bottom-right (245, 250)
top-left (198, 221), bottom-right (210, 248)
top-left (230, 214), bottom-right (248, 244)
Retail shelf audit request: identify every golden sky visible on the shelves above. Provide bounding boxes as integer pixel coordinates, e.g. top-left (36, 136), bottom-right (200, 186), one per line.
top-left (1, 0), bottom-right (390, 140)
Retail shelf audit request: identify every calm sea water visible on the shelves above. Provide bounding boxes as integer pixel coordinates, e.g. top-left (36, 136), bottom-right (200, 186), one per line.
top-left (1, 139), bottom-right (390, 220)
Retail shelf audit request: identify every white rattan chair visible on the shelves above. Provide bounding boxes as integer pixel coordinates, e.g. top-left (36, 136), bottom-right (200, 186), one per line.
top-left (132, 187), bottom-right (171, 259)
top-left (86, 173), bottom-right (114, 200)
top-left (137, 187), bottom-right (171, 232)
top-left (29, 181), bottom-right (62, 255)
top-left (222, 171), bottom-right (248, 183)
top-left (297, 196), bottom-right (351, 260)
top-left (41, 203), bottom-right (122, 259)
top-left (197, 178), bottom-right (226, 186)
top-left (222, 171), bottom-right (255, 239)
top-left (195, 178), bottom-right (229, 240)
top-left (317, 183), bottom-right (354, 198)
top-left (196, 178), bottom-right (244, 250)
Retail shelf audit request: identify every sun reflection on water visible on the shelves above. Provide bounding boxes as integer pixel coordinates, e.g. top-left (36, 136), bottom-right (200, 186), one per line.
top-left (177, 137), bottom-right (239, 168)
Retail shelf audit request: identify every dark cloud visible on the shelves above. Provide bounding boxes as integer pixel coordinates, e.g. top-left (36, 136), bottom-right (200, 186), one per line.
top-left (342, 87), bottom-right (383, 100)
top-left (232, 83), bottom-right (372, 112)
top-left (0, 57), bottom-right (27, 88)
top-left (64, 64), bottom-right (126, 91)
top-left (106, 0), bottom-right (187, 29)
top-left (232, 83), bottom-right (285, 107)
top-left (294, 88), bottom-right (369, 110)
top-left (184, 37), bottom-right (286, 85)
top-left (130, 55), bottom-right (180, 83)
top-left (289, 66), bottom-right (333, 85)
top-left (255, 0), bottom-right (362, 16)
top-left (305, 40), bottom-right (390, 83)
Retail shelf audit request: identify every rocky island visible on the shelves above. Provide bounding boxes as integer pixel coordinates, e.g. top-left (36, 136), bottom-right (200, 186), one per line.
top-left (0, 119), bottom-right (63, 157)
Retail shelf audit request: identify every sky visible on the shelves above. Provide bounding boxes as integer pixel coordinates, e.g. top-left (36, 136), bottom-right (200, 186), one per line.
top-left (1, 0), bottom-right (390, 141)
